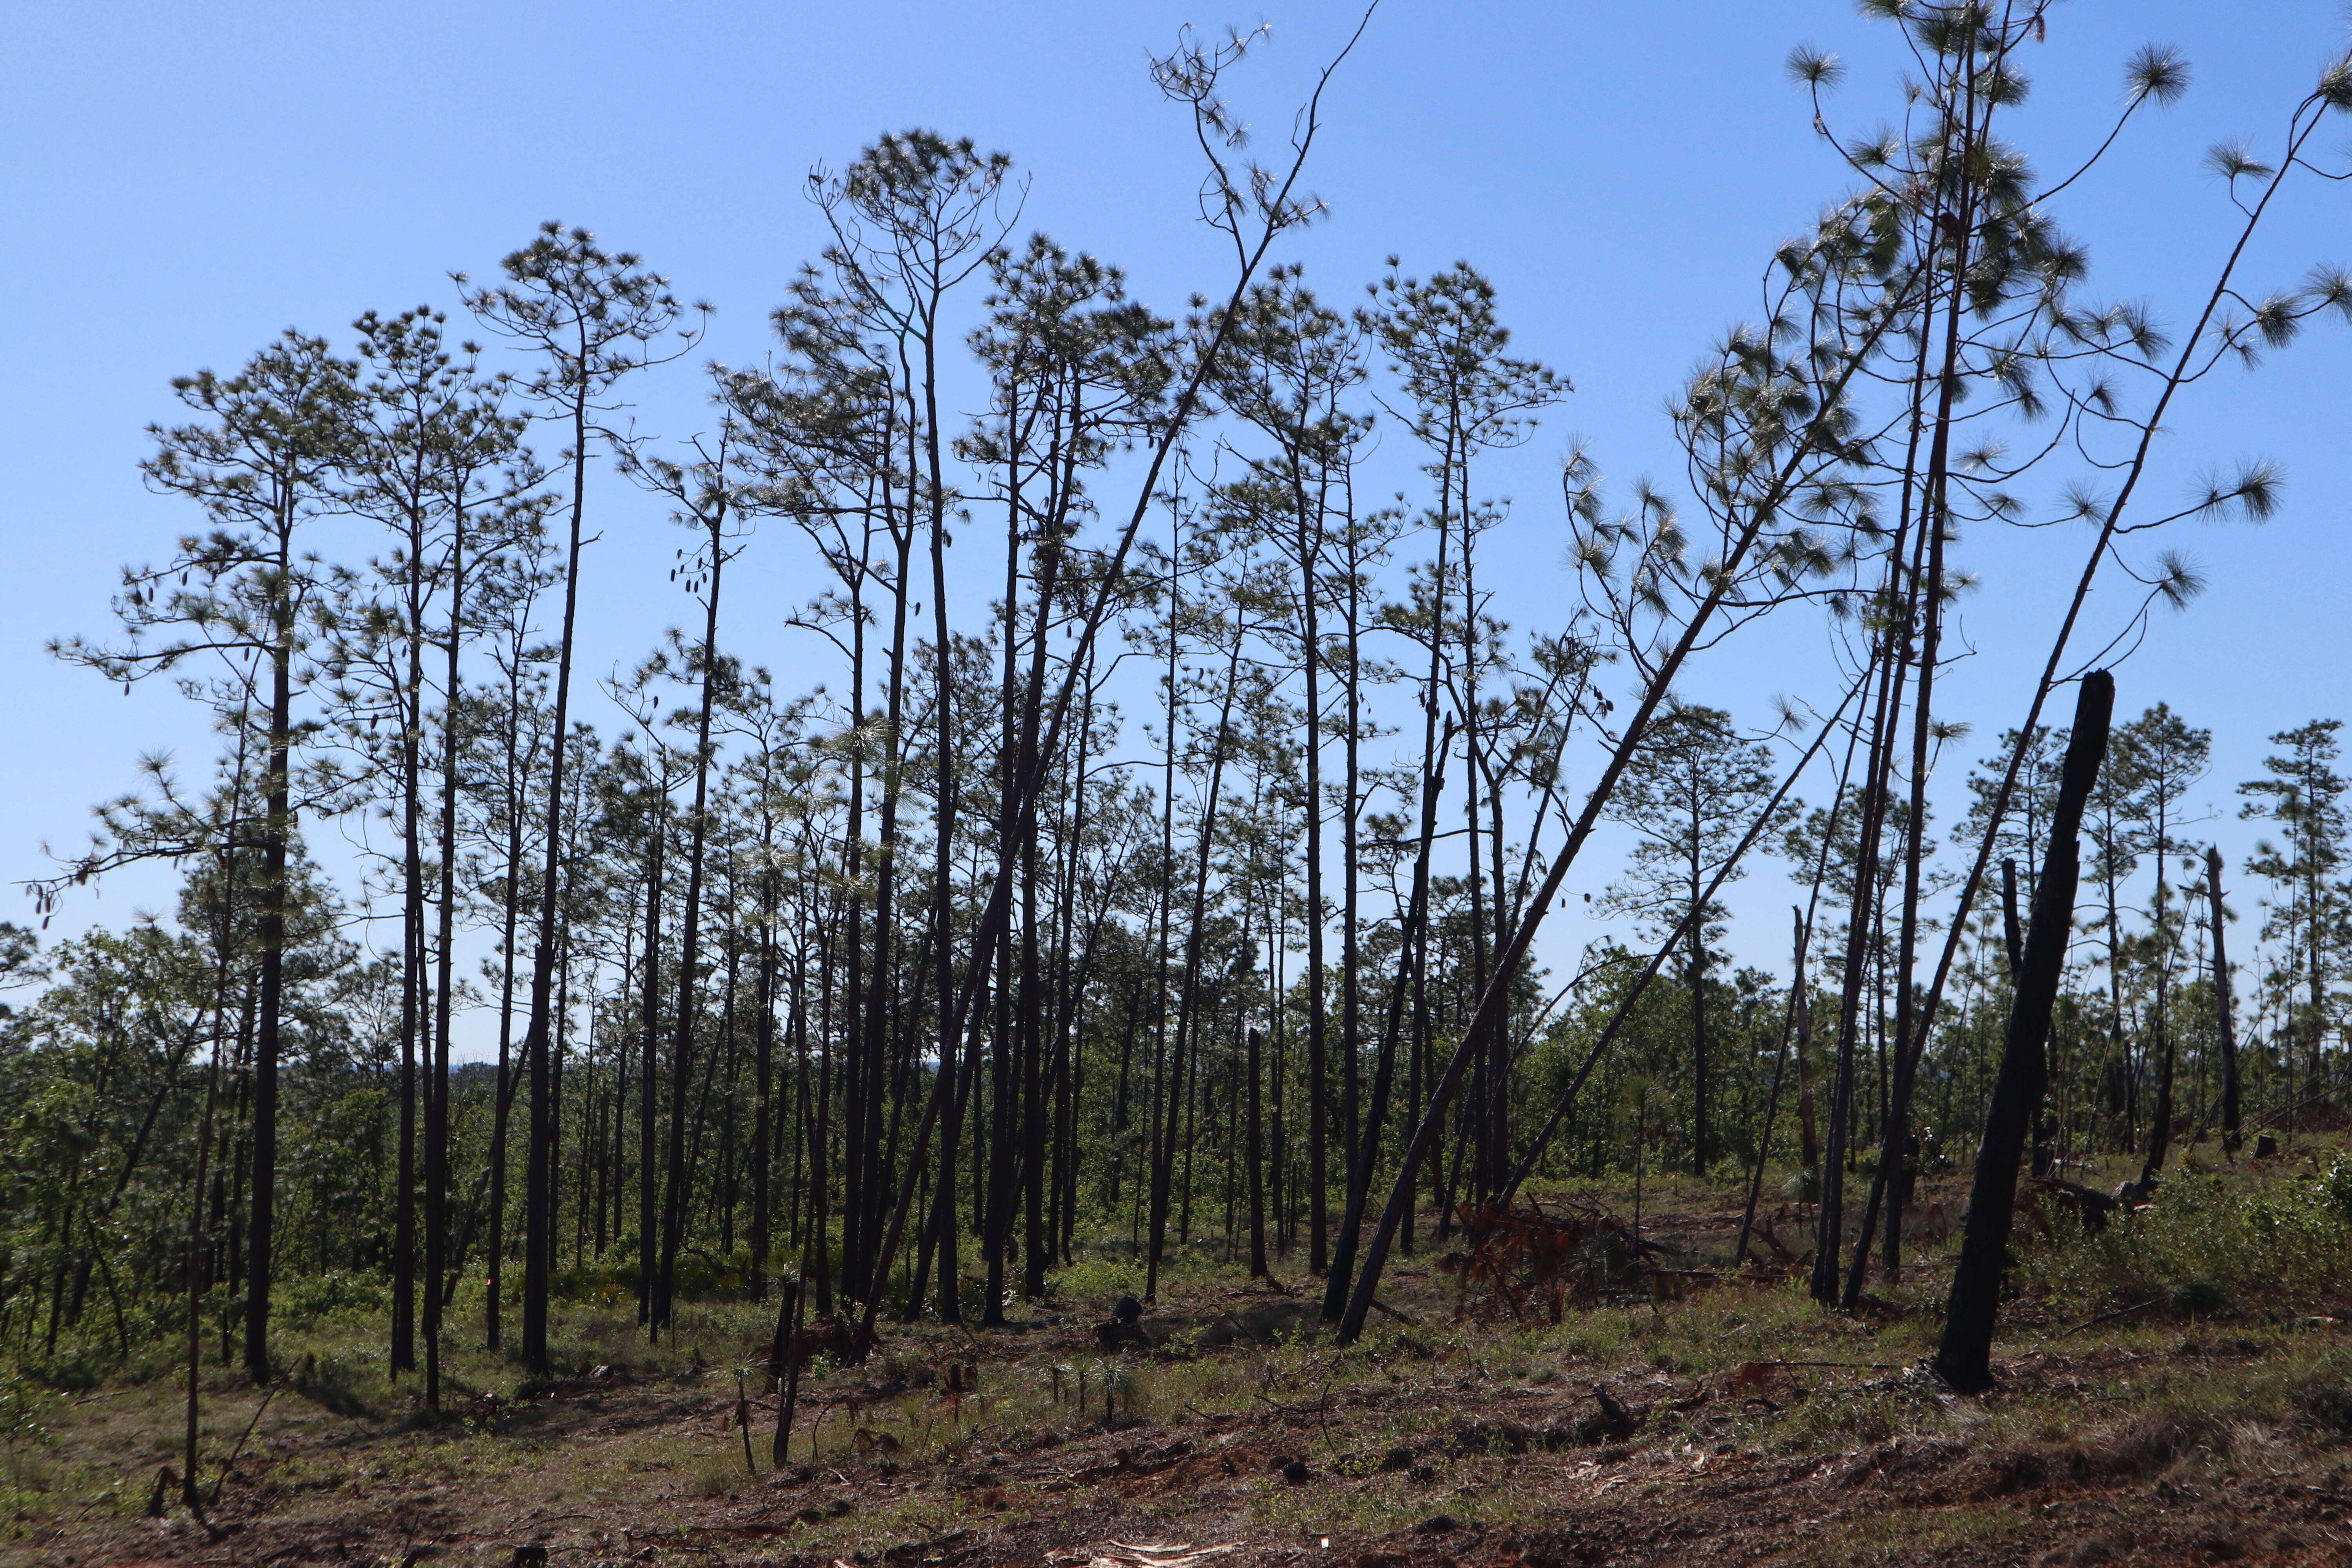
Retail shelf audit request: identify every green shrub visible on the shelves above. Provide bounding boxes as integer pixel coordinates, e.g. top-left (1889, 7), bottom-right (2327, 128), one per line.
top-left (552, 1256), bottom-right (639, 1305)
top-left (15, 1344), bottom-right (114, 1395)
top-left (2031, 1165), bottom-right (2352, 1317)
top-left (278, 1269), bottom-right (387, 1327)
top-left (552, 1244), bottom-right (758, 1305)
top-left (1046, 1256), bottom-right (1143, 1309)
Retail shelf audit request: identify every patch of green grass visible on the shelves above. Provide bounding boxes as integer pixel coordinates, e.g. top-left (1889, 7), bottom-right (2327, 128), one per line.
top-left (1244, 1468), bottom-right (1480, 1536)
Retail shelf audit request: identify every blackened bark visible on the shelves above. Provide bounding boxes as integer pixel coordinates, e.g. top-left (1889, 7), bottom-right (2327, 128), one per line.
top-left (1936, 671), bottom-right (2113, 1394)
top-left (750, 907), bottom-right (778, 1296)
top-left (393, 811), bottom-right (419, 1375)
top-left (1020, 840), bottom-right (1048, 1298)
top-left (2001, 858), bottom-right (2025, 975)
top-left (637, 803), bottom-right (666, 1329)
top-left (1246, 1027), bottom-right (1269, 1278)
top-left (2209, 846), bottom-right (2241, 1152)
top-left (808, 900), bottom-right (837, 1314)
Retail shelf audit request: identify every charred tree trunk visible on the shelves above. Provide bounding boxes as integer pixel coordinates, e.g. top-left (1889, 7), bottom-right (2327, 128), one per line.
top-left (1246, 1026), bottom-right (1269, 1278)
top-left (637, 803), bottom-right (666, 1330)
top-left (750, 906), bottom-right (778, 1297)
top-left (1936, 671), bottom-right (2113, 1394)
top-left (2209, 846), bottom-right (2242, 1153)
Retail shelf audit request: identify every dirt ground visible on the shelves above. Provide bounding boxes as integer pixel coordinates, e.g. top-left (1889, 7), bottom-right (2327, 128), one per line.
top-left (15, 1181), bottom-right (2352, 1568)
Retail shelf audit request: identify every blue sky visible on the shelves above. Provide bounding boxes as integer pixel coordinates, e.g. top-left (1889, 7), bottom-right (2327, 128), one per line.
top-left (5, 2), bottom-right (2350, 1051)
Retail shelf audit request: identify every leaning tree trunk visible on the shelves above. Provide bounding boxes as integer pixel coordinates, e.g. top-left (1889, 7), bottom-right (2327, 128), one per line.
top-left (1322, 719), bottom-right (1450, 1320)
top-left (1935, 670), bottom-right (2113, 1394)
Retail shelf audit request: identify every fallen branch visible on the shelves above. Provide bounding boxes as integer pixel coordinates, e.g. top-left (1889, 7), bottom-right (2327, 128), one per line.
top-left (2054, 1298), bottom-right (2164, 1338)
top-left (209, 1386), bottom-right (278, 1506)
top-left (1253, 1389), bottom-right (1329, 1420)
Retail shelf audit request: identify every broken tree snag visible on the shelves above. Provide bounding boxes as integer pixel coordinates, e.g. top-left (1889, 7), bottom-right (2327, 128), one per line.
top-left (1935, 670), bottom-right (2113, 1395)
top-left (2209, 845), bottom-right (2242, 1153)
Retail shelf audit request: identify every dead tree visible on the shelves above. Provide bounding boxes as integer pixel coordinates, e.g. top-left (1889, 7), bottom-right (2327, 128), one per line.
top-left (1935, 670), bottom-right (2113, 1394)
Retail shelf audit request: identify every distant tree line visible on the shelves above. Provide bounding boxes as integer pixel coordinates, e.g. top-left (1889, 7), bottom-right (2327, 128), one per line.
top-left (6, 3), bottom-right (2350, 1442)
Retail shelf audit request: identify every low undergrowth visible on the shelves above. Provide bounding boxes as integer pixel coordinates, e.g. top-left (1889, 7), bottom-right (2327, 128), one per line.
top-left (2026, 1154), bottom-right (2352, 1323)
top-left (11, 1150), bottom-right (2352, 1564)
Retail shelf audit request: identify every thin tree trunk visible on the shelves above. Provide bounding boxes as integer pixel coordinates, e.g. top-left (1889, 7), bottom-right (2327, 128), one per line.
top-left (425, 502), bottom-right (467, 1410)
top-left (1246, 1025), bottom-right (1269, 1278)
top-left (750, 889), bottom-right (778, 1297)
top-left (1298, 498), bottom-right (1330, 1278)
top-left (1146, 625), bottom-right (1244, 1296)
top-left (1815, 575), bottom-right (1910, 1305)
top-left (638, 797), bottom-right (666, 1330)
top-left (2210, 846), bottom-right (2242, 1151)
top-left (657, 514), bottom-right (729, 1330)
top-left (1323, 719), bottom-right (1451, 1318)
top-left (486, 673), bottom-right (528, 1352)
top-left (1738, 910), bottom-right (1811, 1262)
top-left (519, 364), bottom-right (592, 1376)
top-left (245, 623), bottom-right (294, 1384)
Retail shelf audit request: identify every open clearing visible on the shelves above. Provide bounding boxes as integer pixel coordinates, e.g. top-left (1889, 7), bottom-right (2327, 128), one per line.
top-left (15, 1158), bottom-right (2352, 1568)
